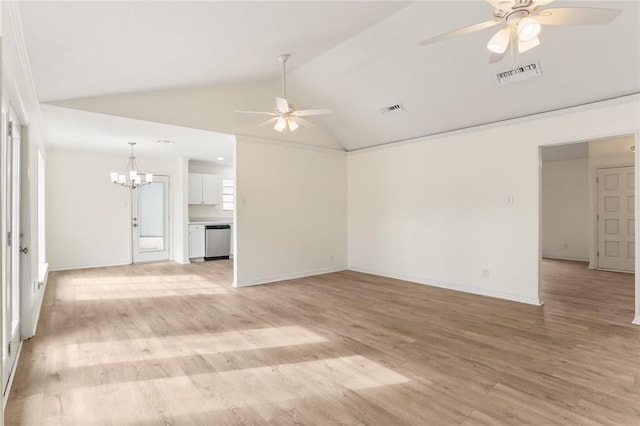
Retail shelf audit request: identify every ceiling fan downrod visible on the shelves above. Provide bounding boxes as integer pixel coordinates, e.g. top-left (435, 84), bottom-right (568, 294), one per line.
top-left (278, 54), bottom-right (290, 102)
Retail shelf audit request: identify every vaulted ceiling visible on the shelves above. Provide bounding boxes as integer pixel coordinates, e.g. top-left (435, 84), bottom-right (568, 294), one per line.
top-left (17, 1), bottom-right (640, 153)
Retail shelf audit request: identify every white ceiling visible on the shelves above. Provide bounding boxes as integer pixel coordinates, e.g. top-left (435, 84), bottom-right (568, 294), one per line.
top-left (18, 1), bottom-right (409, 102)
top-left (17, 1), bottom-right (640, 152)
top-left (41, 105), bottom-right (236, 165)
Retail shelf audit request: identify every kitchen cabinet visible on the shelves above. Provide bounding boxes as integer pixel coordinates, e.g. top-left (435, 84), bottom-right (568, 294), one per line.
top-left (188, 224), bottom-right (205, 259)
top-left (188, 173), bottom-right (222, 205)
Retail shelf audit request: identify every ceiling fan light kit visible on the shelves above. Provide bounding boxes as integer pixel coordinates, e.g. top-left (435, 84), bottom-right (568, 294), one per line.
top-left (517, 16), bottom-right (541, 41)
top-left (419, 0), bottom-right (621, 63)
top-left (236, 53), bottom-right (333, 133)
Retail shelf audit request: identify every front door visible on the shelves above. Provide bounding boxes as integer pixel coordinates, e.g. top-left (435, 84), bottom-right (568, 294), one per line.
top-left (597, 166), bottom-right (635, 272)
top-left (2, 107), bottom-right (22, 394)
top-left (132, 175), bottom-right (170, 263)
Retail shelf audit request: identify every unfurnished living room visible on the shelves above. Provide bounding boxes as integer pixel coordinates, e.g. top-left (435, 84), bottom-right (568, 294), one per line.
top-left (1, 1), bottom-right (639, 425)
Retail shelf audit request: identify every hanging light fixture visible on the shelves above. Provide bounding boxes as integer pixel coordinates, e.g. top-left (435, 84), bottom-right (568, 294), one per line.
top-left (110, 142), bottom-right (153, 189)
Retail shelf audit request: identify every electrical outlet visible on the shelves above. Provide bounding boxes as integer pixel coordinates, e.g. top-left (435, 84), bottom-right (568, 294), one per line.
top-left (563, 243), bottom-right (569, 250)
top-left (329, 255), bottom-right (335, 263)
top-left (483, 269), bottom-right (490, 278)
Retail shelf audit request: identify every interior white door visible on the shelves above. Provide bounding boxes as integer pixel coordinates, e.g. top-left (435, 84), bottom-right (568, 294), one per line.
top-left (597, 166), bottom-right (635, 272)
top-left (2, 107), bottom-right (22, 394)
top-left (132, 175), bottom-right (170, 263)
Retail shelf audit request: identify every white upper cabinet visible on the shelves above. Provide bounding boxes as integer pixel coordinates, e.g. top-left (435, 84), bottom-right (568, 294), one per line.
top-left (202, 174), bottom-right (222, 204)
top-left (188, 173), bottom-right (222, 205)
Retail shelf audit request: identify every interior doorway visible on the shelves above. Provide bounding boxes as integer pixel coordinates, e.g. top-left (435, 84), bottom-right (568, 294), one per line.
top-left (2, 106), bottom-right (24, 395)
top-left (132, 175), bottom-right (170, 263)
top-left (539, 134), bottom-right (637, 324)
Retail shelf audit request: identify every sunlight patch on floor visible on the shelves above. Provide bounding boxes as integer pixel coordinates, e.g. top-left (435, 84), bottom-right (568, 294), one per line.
top-left (46, 355), bottom-right (410, 424)
top-left (58, 275), bottom-right (232, 300)
top-left (74, 326), bottom-right (328, 366)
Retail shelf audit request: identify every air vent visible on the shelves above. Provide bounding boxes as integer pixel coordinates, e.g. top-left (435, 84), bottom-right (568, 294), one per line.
top-left (156, 139), bottom-right (175, 144)
top-left (379, 103), bottom-right (406, 118)
top-left (496, 61), bottom-right (542, 86)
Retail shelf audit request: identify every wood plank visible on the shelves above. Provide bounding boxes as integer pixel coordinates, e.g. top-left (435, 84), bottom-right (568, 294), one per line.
top-left (5, 258), bottom-right (640, 425)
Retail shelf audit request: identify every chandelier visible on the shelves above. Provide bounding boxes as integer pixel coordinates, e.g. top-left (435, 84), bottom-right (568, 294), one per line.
top-left (110, 142), bottom-right (153, 189)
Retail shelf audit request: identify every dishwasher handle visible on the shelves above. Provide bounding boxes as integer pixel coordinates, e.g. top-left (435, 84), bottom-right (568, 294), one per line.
top-left (205, 225), bottom-right (231, 230)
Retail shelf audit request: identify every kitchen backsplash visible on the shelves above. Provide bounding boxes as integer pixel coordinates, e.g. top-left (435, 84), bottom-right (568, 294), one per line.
top-left (189, 204), bottom-right (232, 220)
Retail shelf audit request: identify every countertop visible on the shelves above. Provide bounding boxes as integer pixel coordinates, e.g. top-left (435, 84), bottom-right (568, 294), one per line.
top-left (188, 218), bottom-right (233, 226)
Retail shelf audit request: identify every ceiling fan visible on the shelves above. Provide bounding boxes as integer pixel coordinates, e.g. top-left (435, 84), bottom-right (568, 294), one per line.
top-left (236, 54), bottom-right (332, 132)
top-left (419, 0), bottom-right (621, 63)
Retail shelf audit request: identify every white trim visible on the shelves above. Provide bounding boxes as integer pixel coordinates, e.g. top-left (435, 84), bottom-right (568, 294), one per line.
top-left (633, 316), bottom-right (640, 326)
top-left (26, 275), bottom-right (47, 339)
top-left (7, 2), bottom-right (41, 115)
top-left (348, 266), bottom-right (544, 306)
top-left (235, 265), bottom-right (347, 288)
top-left (348, 93), bottom-right (640, 155)
top-left (235, 134), bottom-right (347, 155)
top-left (2, 341), bottom-right (22, 408)
top-left (38, 262), bottom-right (48, 285)
top-left (541, 256), bottom-right (590, 263)
top-left (48, 261), bottom-right (131, 272)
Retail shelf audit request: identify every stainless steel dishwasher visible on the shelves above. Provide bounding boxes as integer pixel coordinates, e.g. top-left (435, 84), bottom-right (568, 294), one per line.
top-left (205, 225), bottom-right (231, 260)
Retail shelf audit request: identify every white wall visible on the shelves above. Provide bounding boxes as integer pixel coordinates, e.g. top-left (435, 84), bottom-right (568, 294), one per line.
top-left (235, 136), bottom-right (347, 286)
top-left (348, 95), bottom-right (640, 310)
top-left (541, 158), bottom-right (589, 261)
top-left (188, 161), bottom-right (234, 220)
top-left (46, 149), bottom-right (182, 270)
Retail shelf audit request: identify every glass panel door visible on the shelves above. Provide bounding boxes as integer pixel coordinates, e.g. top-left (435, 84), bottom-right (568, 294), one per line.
top-left (132, 175), bottom-right (170, 263)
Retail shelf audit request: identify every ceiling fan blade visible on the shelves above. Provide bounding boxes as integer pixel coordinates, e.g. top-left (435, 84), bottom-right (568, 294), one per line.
top-left (536, 7), bottom-right (621, 26)
top-left (258, 117), bottom-right (279, 127)
top-left (293, 117), bottom-right (315, 127)
top-left (518, 36), bottom-right (540, 53)
top-left (287, 119), bottom-right (299, 132)
top-left (235, 110), bottom-right (277, 116)
top-left (276, 97), bottom-right (290, 112)
top-left (292, 109), bottom-right (333, 117)
top-left (419, 19), bottom-right (501, 47)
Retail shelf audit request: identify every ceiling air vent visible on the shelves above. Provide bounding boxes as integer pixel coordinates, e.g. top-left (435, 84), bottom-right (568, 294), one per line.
top-left (379, 103), bottom-right (406, 118)
top-left (496, 61), bottom-right (542, 86)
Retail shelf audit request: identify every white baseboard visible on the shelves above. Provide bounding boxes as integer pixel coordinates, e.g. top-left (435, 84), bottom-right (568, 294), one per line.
top-left (48, 261), bottom-right (131, 272)
top-left (3, 340), bottom-right (23, 408)
top-left (541, 255), bottom-right (590, 263)
top-left (633, 316), bottom-right (640, 326)
top-left (348, 266), bottom-right (543, 306)
top-left (236, 265), bottom-right (347, 288)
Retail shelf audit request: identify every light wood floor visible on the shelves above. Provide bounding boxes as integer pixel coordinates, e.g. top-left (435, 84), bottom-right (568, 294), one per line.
top-left (5, 259), bottom-right (640, 425)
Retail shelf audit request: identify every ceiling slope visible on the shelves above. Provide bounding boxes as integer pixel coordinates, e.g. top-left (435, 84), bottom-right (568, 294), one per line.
top-left (19, 1), bottom-right (640, 152)
top-left (18, 1), bottom-right (410, 102)
top-left (50, 80), bottom-right (345, 151)
top-left (287, 1), bottom-right (640, 150)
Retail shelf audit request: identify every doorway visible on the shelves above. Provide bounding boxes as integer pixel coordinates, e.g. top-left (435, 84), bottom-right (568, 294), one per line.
top-left (2, 106), bottom-right (23, 394)
top-left (539, 134), bottom-right (637, 324)
top-left (596, 166), bottom-right (634, 272)
top-left (132, 175), bottom-right (170, 263)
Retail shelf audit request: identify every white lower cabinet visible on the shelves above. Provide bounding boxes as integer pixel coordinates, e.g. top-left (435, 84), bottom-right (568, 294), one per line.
top-left (188, 225), bottom-right (205, 259)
